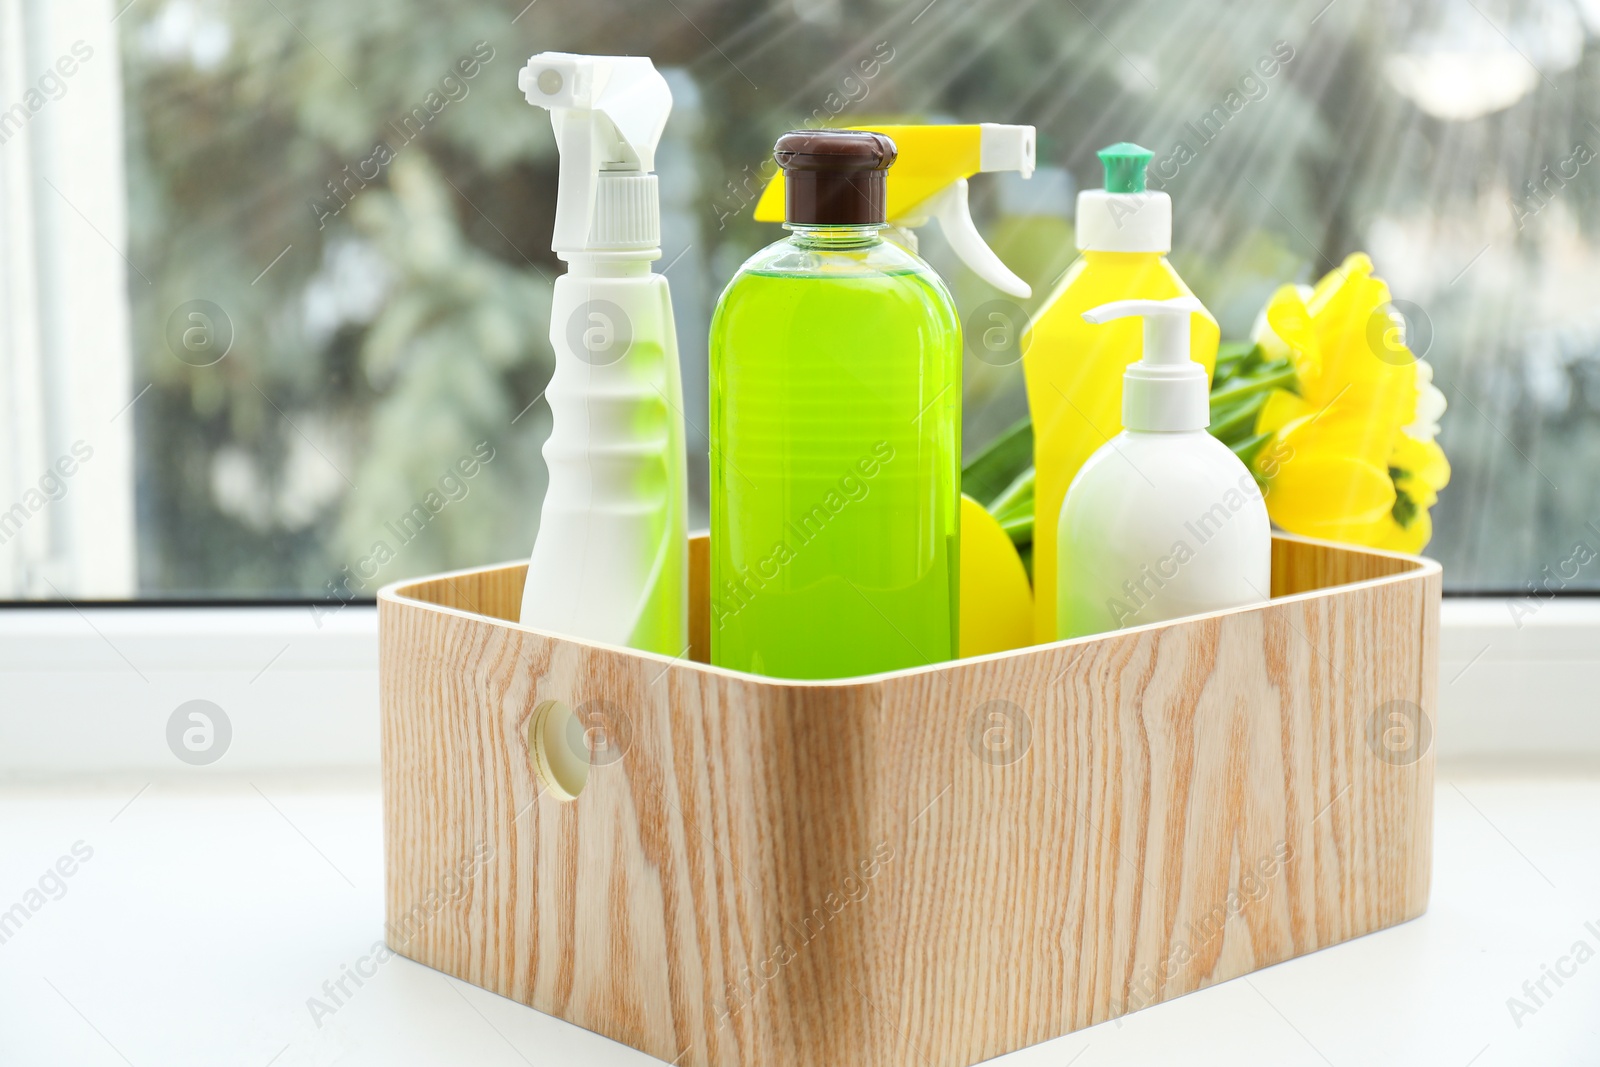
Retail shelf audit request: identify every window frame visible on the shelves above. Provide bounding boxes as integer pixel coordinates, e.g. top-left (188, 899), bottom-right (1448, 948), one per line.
top-left (0, 0), bottom-right (137, 600)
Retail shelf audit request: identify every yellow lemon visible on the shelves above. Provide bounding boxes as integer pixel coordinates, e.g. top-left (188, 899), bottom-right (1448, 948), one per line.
top-left (959, 494), bottom-right (1034, 657)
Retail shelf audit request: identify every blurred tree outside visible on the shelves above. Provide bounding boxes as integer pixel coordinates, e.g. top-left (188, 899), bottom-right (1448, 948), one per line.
top-left (119, 0), bottom-right (1600, 598)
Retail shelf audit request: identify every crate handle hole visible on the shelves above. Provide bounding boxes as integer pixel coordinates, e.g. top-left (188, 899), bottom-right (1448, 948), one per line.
top-left (528, 700), bottom-right (588, 801)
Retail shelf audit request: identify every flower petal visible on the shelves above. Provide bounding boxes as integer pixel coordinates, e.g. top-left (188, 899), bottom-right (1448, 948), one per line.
top-left (1393, 433), bottom-right (1451, 491)
top-left (1256, 389), bottom-right (1313, 435)
top-left (1376, 508), bottom-right (1433, 554)
top-left (1407, 361), bottom-right (1447, 440)
top-left (1279, 399), bottom-right (1405, 469)
top-left (1250, 283), bottom-right (1312, 364)
top-left (1261, 451), bottom-right (1397, 534)
top-left (1263, 285), bottom-right (1322, 382)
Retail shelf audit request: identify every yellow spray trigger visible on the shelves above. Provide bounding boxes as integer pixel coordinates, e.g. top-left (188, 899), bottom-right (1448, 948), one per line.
top-left (754, 123), bottom-right (1036, 297)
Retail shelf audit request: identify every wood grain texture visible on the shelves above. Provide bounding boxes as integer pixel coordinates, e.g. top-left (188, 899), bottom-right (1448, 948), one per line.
top-left (378, 534), bottom-right (1439, 1067)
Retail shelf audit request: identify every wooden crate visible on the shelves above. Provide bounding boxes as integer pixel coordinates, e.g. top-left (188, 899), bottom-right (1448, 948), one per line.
top-left (378, 533), bottom-right (1439, 1067)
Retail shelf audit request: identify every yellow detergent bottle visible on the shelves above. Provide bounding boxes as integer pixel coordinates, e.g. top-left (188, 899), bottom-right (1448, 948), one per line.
top-left (1024, 142), bottom-right (1219, 643)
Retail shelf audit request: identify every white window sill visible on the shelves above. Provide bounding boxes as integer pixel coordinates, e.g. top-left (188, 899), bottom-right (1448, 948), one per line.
top-left (0, 603), bottom-right (378, 774)
top-left (0, 770), bottom-right (1593, 1064)
top-left (0, 597), bottom-right (1594, 774)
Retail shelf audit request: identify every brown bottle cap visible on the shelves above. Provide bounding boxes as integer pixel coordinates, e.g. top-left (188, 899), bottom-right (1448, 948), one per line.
top-left (774, 129), bottom-right (897, 226)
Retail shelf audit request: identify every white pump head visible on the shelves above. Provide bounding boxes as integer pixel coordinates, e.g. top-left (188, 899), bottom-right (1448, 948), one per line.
top-left (1081, 296), bottom-right (1207, 432)
top-left (519, 52), bottom-right (672, 256)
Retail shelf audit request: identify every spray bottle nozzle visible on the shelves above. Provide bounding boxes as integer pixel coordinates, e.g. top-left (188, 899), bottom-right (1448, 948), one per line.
top-left (519, 52), bottom-right (673, 255)
top-left (1082, 296), bottom-right (1209, 431)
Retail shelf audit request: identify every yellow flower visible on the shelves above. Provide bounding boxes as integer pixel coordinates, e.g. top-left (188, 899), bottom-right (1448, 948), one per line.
top-left (1250, 253), bottom-right (1450, 552)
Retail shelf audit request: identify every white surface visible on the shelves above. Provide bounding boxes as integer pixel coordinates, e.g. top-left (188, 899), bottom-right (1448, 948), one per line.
top-left (0, 606), bottom-right (380, 773)
top-left (2, 596), bottom-right (1599, 773)
top-left (1436, 597), bottom-right (1600, 764)
top-left (0, 772), bottom-right (1595, 1066)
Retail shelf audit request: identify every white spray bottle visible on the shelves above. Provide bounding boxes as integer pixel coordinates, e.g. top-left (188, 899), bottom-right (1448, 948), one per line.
top-left (517, 52), bottom-right (687, 655)
top-left (1056, 297), bottom-right (1270, 639)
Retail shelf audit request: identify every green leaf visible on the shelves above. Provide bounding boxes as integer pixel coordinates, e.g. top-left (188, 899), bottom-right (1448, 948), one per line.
top-left (962, 417), bottom-right (1034, 507)
top-left (989, 466), bottom-right (1035, 522)
top-left (1209, 392), bottom-right (1271, 445)
top-left (999, 510), bottom-right (1033, 548)
top-left (1389, 466), bottom-right (1418, 528)
top-left (1231, 430), bottom-right (1276, 474)
top-left (1391, 484), bottom-right (1419, 528)
top-left (1212, 340), bottom-right (1257, 378)
top-left (1208, 361), bottom-right (1296, 408)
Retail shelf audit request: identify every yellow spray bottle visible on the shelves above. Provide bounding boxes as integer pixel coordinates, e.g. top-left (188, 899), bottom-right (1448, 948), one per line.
top-left (755, 123), bottom-right (1037, 297)
top-left (1024, 142), bottom-right (1219, 643)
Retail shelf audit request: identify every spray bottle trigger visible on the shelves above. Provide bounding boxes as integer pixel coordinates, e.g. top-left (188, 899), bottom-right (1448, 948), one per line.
top-left (921, 179), bottom-right (1031, 299)
top-left (550, 114), bottom-right (604, 251)
top-left (522, 52), bottom-right (672, 255)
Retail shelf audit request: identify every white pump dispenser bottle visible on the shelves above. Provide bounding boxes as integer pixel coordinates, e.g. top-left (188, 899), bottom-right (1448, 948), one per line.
top-left (516, 53), bottom-right (687, 655)
top-left (1056, 296), bottom-right (1270, 639)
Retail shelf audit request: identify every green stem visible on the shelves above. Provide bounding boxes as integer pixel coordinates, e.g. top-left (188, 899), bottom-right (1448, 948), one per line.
top-left (988, 466), bottom-right (1035, 521)
top-left (1212, 341), bottom-right (1259, 379)
top-left (1208, 363), bottom-right (1296, 408)
top-left (1209, 392), bottom-right (1271, 444)
top-left (1000, 511), bottom-right (1033, 546)
top-left (1231, 430), bottom-right (1275, 472)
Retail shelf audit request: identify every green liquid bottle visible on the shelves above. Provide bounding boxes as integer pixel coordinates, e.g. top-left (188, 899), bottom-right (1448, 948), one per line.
top-left (709, 130), bottom-right (961, 679)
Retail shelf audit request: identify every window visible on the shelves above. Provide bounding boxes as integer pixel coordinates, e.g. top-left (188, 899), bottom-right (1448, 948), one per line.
top-left (2, 0), bottom-right (1596, 601)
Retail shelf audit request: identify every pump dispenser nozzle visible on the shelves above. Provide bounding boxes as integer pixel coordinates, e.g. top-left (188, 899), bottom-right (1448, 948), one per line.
top-left (519, 52), bottom-right (672, 255)
top-left (1081, 296), bottom-right (1207, 431)
top-left (754, 123), bottom-right (1035, 297)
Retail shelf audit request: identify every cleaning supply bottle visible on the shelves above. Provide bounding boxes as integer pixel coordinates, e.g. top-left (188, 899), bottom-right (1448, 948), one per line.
top-left (1025, 142), bottom-right (1220, 643)
top-left (515, 52), bottom-right (687, 655)
top-left (753, 123), bottom-right (1035, 664)
top-left (709, 130), bottom-right (961, 679)
top-left (1056, 297), bottom-right (1269, 639)
top-left (753, 123), bottom-right (1036, 297)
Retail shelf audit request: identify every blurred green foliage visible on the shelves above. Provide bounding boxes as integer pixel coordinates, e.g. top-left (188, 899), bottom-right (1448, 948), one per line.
top-left (122, 0), bottom-right (1600, 595)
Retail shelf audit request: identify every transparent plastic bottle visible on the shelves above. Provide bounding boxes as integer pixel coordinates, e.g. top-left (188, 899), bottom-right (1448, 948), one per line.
top-left (709, 130), bottom-right (961, 679)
